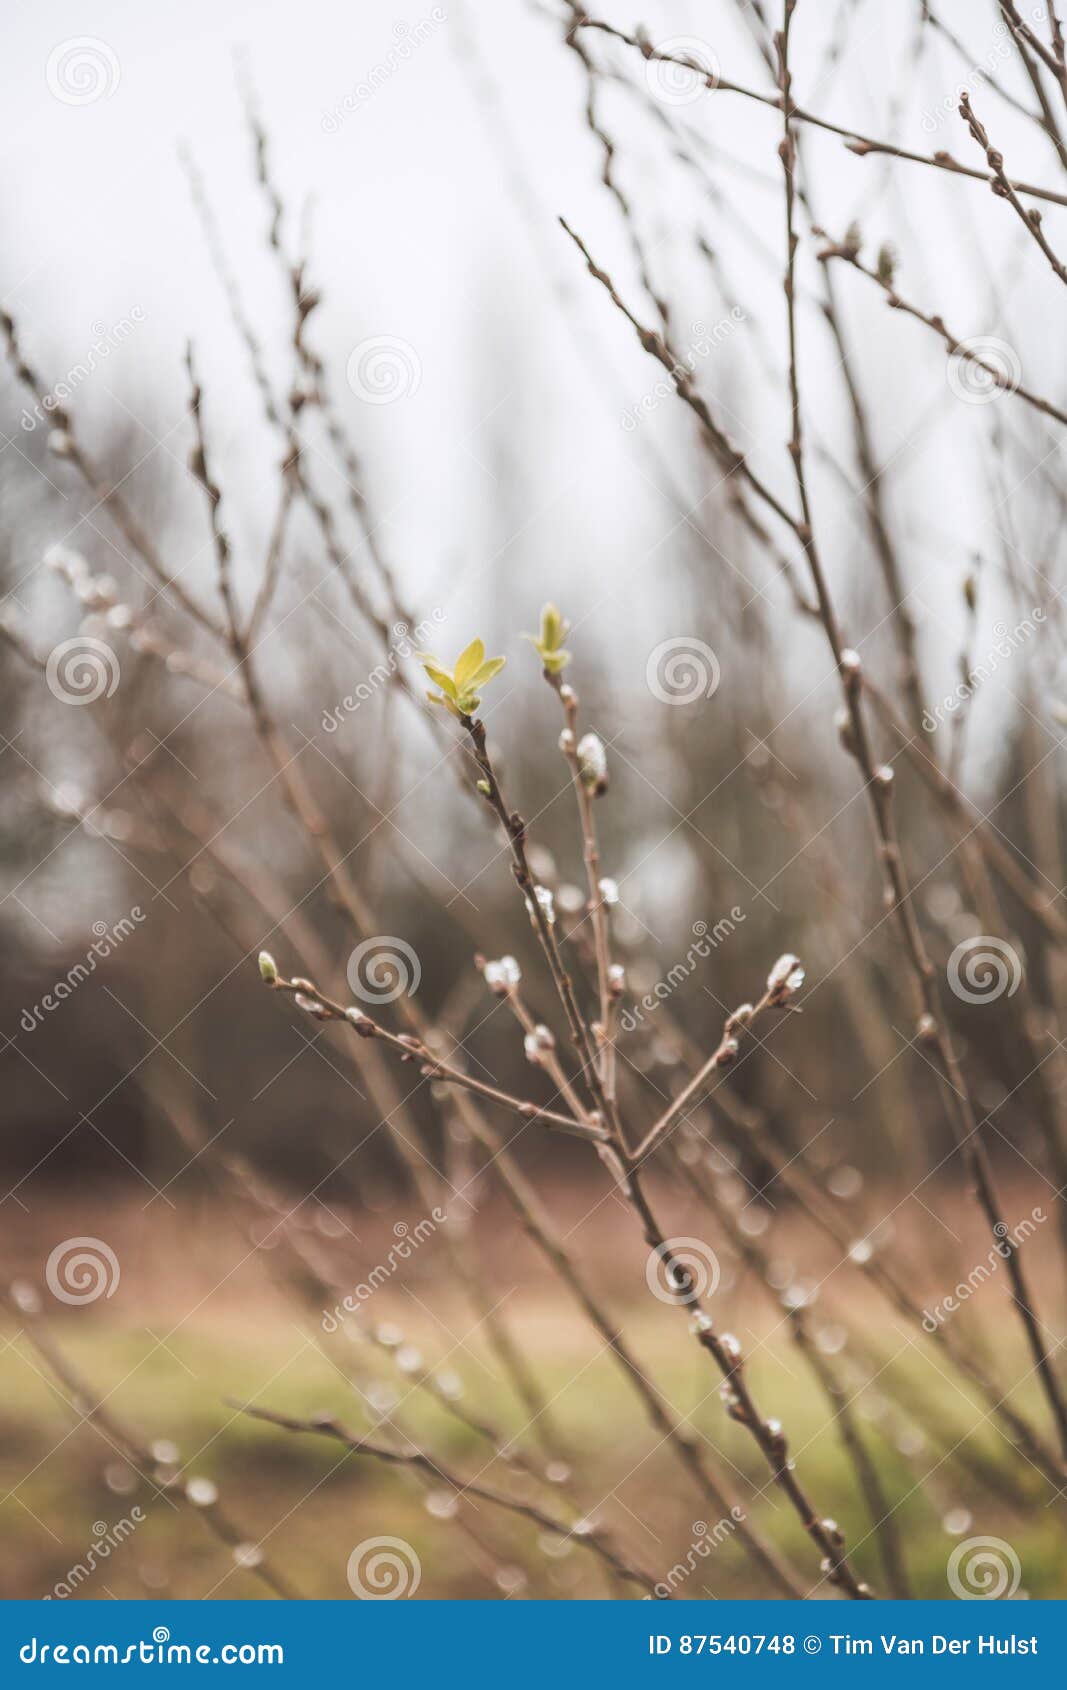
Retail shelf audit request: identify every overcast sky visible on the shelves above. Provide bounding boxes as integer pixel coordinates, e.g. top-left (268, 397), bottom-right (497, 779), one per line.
top-left (3, 0), bottom-right (1064, 741)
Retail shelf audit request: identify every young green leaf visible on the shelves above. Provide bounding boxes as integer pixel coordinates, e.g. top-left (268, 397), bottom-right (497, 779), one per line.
top-left (453, 638), bottom-right (486, 689)
top-left (468, 655), bottom-right (506, 690)
top-left (419, 641), bottom-right (506, 718)
top-left (524, 602), bottom-right (571, 673)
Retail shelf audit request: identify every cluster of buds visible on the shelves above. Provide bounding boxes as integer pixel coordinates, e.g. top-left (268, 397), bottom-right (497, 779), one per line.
top-left (47, 548), bottom-right (133, 632)
top-left (576, 732), bottom-right (608, 795)
top-left (718, 1332), bottom-right (743, 1371)
top-left (523, 1023), bottom-right (556, 1066)
top-left (720, 1383), bottom-right (750, 1425)
top-left (766, 954), bottom-right (805, 1005)
top-left (482, 955), bottom-right (521, 994)
top-left (293, 981), bottom-right (329, 1019)
top-left (45, 547), bottom-right (239, 697)
top-left (526, 885), bottom-right (556, 927)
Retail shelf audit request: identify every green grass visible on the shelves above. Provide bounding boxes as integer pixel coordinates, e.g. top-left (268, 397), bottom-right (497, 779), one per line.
top-left (2, 1293), bottom-right (1061, 1601)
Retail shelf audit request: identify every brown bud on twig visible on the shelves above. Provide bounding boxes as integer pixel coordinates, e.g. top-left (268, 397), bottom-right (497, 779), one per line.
top-left (764, 1417), bottom-right (788, 1459)
top-left (839, 648), bottom-right (862, 692)
top-left (835, 707), bottom-right (858, 759)
top-left (344, 1006), bottom-right (376, 1038)
top-left (576, 732), bottom-right (609, 795)
top-left (725, 1003), bottom-right (754, 1036)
